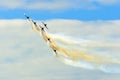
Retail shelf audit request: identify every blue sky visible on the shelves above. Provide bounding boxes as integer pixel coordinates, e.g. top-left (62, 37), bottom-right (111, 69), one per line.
top-left (0, 0), bottom-right (120, 20)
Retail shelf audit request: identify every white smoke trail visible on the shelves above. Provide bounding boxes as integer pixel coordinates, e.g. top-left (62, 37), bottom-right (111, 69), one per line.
top-left (26, 18), bottom-right (120, 73)
top-left (48, 34), bottom-right (120, 73)
top-left (49, 33), bottom-right (120, 48)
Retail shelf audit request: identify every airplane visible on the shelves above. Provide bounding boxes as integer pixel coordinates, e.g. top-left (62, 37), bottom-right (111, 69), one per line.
top-left (24, 14), bottom-right (38, 31)
top-left (24, 14), bottom-right (48, 30)
top-left (32, 21), bottom-right (37, 25)
top-left (33, 21), bottom-right (47, 31)
top-left (32, 20), bottom-right (46, 31)
top-left (39, 25), bottom-right (45, 31)
top-left (24, 14), bottom-right (58, 55)
top-left (24, 13), bottom-right (30, 20)
top-left (42, 22), bottom-right (48, 29)
top-left (47, 38), bottom-right (50, 41)
top-left (53, 49), bottom-right (57, 55)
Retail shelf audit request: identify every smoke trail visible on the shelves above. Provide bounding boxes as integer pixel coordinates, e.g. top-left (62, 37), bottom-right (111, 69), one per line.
top-left (26, 17), bottom-right (120, 73)
top-left (49, 34), bottom-right (120, 48)
top-left (47, 33), bottom-right (120, 73)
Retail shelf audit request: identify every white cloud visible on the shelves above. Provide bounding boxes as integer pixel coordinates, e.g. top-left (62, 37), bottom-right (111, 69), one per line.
top-left (26, 0), bottom-right (75, 10)
top-left (0, 0), bottom-right (76, 10)
top-left (0, 0), bottom-right (24, 9)
top-left (0, 19), bottom-right (120, 79)
top-left (0, 0), bottom-right (120, 10)
top-left (46, 19), bottom-right (120, 38)
top-left (96, 0), bottom-right (120, 5)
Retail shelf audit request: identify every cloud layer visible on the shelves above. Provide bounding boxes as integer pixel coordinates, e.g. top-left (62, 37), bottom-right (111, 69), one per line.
top-left (0, 0), bottom-right (120, 10)
top-left (0, 19), bottom-right (120, 79)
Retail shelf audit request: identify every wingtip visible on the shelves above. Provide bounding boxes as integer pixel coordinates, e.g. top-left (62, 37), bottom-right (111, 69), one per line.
top-left (24, 13), bottom-right (27, 17)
